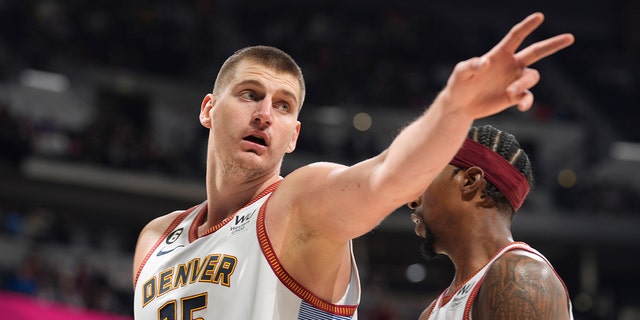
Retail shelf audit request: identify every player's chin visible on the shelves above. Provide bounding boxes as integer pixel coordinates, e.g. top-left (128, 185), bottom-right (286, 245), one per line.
top-left (420, 239), bottom-right (439, 262)
top-left (239, 146), bottom-right (268, 158)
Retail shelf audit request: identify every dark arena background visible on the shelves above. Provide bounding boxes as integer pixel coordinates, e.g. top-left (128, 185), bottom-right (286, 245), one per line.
top-left (0, 0), bottom-right (638, 319)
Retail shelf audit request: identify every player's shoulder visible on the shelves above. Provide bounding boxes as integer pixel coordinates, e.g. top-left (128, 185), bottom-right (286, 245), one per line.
top-left (133, 209), bottom-right (189, 286)
top-left (476, 248), bottom-right (571, 319)
top-left (418, 299), bottom-right (437, 320)
top-left (484, 247), bottom-right (563, 292)
top-left (496, 248), bottom-right (552, 274)
top-left (287, 161), bottom-right (347, 178)
top-left (276, 161), bottom-right (347, 194)
top-left (140, 209), bottom-right (187, 236)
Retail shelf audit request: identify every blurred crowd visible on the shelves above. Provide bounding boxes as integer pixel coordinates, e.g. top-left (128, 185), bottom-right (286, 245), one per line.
top-left (0, 201), bottom-right (133, 316)
top-left (0, 100), bottom-right (207, 177)
top-left (0, 1), bottom-right (455, 109)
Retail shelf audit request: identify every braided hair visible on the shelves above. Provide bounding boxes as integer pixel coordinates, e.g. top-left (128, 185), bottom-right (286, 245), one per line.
top-left (467, 125), bottom-right (535, 216)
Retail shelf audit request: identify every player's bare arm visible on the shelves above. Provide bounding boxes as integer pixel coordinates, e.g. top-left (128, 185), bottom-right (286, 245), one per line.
top-left (473, 250), bottom-right (572, 320)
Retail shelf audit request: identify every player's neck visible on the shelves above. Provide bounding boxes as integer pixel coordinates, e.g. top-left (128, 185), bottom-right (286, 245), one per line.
top-left (448, 237), bottom-right (513, 289)
top-left (202, 172), bottom-right (281, 231)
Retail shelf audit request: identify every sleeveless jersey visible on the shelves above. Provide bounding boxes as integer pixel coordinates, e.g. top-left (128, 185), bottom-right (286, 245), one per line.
top-left (134, 182), bottom-right (360, 320)
top-left (425, 242), bottom-right (573, 320)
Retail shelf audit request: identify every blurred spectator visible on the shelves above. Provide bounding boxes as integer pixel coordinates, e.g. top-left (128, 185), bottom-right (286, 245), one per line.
top-left (0, 204), bottom-right (133, 316)
top-left (0, 105), bottom-right (30, 168)
top-left (5, 253), bottom-right (41, 296)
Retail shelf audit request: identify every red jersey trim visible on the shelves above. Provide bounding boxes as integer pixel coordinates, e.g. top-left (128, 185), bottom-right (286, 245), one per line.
top-left (192, 181), bottom-right (283, 240)
top-left (424, 300), bottom-right (437, 319)
top-left (133, 204), bottom-right (199, 286)
top-left (463, 273), bottom-right (484, 320)
top-left (438, 241), bottom-right (529, 308)
top-left (256, 185), bottom-right (358, 316)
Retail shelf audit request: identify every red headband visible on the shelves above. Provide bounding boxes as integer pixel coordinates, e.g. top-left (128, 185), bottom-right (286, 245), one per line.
top-left (450, 138), bottom-right (530, 211)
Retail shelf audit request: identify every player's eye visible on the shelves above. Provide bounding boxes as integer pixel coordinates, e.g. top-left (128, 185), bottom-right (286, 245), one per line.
top-left (275, 102), bottom-right (290, 113)
top-left (240, 91), bottom-right (257, 100)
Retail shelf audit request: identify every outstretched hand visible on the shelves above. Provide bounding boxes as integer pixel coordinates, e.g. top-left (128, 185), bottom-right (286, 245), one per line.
top-left (441, 12), bottom-right (575, 120)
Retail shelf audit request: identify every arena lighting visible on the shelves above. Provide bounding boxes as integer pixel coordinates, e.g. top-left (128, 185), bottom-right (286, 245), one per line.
top-left (406, 263), bottom-right (426, 283)
top-left (19, 68), bottom-right (69, 92)
top-left (352, 112), bottom-right (372, 132)
top-left (610, 141), bottom-right (640, 161)
top-left (557, 169), bottom-right (577, 188)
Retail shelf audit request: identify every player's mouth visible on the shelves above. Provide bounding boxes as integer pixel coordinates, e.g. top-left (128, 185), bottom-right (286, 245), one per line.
top-left (242, 133), bottom-right (268, 147)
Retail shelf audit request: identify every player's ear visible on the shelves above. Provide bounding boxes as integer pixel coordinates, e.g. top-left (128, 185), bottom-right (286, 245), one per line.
top-left (200, 94), bottom-right (216, 128)
top-left (461, 166), bottom-right (495, 208)
top-left (285, 121), bottom-right (301, 153)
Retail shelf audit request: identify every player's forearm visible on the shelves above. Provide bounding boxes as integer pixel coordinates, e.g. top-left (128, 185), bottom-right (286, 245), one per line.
top-left (371, 89), bottom-right (474, 199)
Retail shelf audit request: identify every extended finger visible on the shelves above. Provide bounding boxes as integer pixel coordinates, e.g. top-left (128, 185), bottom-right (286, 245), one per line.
top-left (507, 68), bottom-right (540, 101)
top-left (516, 90), bottom-right (534, 112)
top-left (494, 12), bottom-right (545, 54)
top-left (516, 33), bottom-right (575, 66)
top-left (507, 68), bottom-right (541, 93)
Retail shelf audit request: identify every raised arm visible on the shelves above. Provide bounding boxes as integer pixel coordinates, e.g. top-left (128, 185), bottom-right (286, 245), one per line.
top-left (281, 12), bottom-right (574, 242)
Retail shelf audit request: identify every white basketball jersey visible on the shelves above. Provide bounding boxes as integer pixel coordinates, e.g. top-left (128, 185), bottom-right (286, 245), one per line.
top-left (425, 242), bottom-right (573, 320)
top-left (134, 182), bottom-right (360, 320)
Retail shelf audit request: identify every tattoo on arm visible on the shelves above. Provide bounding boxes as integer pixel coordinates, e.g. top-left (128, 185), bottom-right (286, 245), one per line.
top-left (473, 251), bottom-right (570, 320)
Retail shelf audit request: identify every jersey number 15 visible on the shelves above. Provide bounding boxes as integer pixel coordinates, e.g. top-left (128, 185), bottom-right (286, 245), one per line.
top-left (159, 293), bottom-right (207, 320)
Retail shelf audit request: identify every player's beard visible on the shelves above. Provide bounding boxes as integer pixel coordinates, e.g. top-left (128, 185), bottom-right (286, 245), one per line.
top-left (419, 224), bottom-right (439, 261)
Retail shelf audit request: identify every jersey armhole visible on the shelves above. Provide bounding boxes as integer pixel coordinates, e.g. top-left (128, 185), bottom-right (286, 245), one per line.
top-left (133, 205), bottom-right (199, 286)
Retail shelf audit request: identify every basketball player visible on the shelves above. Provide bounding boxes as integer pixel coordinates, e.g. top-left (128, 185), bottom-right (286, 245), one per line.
top-left (409, 125), bottom-right (574, 319)
top-left (133, 13), bottom-right (574, 319)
